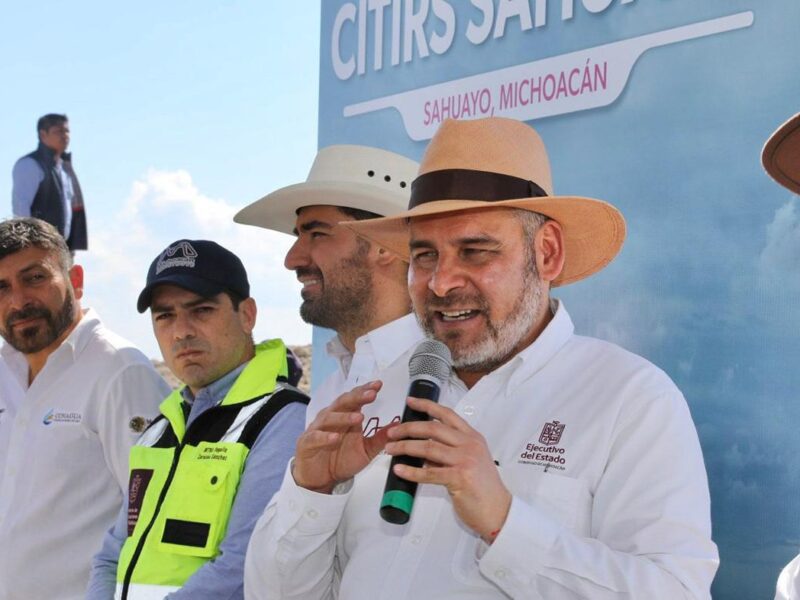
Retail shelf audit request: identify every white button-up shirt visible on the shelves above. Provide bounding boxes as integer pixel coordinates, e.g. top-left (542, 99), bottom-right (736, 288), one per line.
top-left (777, 555), bottom-right (800, 600)
top-left (244, 301), bottom-right (718, 599)
top-left (0, 309), bottom-right (170, 600)
top-left (0, 359), bottom-right (23, 472)
top-left (306, 313), bottom-right (425, 425)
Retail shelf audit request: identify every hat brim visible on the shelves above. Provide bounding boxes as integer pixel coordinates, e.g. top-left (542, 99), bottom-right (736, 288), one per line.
top-left (234, 181), bottom-right (411, 235)
top-left (137, 273), bottom-right (226, 313)
top-left (762, 113), bottom-right (800, 194)
top-left (344, 196), bottom-right (626, 287)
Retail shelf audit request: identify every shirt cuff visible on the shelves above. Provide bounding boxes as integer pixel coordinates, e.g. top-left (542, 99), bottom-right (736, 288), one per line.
top-left (275, 459), bottom-right (354, 536)
top-left (477, 494), bottom-right (561, 593)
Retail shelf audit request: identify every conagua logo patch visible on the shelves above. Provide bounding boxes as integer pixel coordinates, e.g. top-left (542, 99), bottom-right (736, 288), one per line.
top-left (156, 241), bottom-right (198, 274)
top-left (42, 408), bottom-right (82, 426)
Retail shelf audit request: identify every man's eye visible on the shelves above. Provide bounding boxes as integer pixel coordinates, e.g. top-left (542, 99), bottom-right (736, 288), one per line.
top-left (310, 231), bottom-right (328, 239)
top-left (412, 251), bottom-right (436, 264)
top-left (193, 306), bottom-right (214, 315)
top-left (154, 313), bottom-right (173, 322)
top-left (463, 248), bottom-right (492, 259)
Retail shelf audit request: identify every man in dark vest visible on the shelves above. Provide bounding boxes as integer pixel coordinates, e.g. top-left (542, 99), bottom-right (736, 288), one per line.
top-left (87, 239), bottom-right (308, 600)
top-left (12, 113), bottom-right (88, 251)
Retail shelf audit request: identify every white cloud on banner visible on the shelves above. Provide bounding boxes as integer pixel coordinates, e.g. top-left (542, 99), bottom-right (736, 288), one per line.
top-left (79, 168), bottom-right (310, 359)
top-left (759, 199), bottom-right (800, 290)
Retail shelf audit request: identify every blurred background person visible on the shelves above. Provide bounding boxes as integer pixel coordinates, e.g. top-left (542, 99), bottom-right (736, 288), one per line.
top-left (12, 114), bottom-right (88, 251)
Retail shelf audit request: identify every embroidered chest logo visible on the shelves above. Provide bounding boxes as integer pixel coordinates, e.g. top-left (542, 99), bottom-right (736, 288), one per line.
top-left (156, 241), bottom-right (198, 274)
top-left (42, 408), bottom-right (83, 426)
top-left (539, 420), bottom-right (565, 445)
top-left (519, 420), bottom-right (568, 471)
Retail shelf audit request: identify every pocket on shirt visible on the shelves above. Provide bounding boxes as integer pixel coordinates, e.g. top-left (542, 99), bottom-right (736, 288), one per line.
top-left (499, 467), bottom-right (592, 535)
top-left (451, 467), bottom-right (592, 587)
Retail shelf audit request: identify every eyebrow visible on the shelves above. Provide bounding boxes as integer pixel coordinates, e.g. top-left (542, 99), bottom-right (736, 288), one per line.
top-left (292, 220), bottom-right (334, 236)
top-left (151, 295), bottom-right (222, 314)
top-left (409, 235), bottom-right (500, 250)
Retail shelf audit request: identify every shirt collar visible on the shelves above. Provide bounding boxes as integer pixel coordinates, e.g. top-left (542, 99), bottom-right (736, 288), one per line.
top-left (503, 298), bottom-right (574, 391)
top-left (360, 313), bottom-right (424, 371)
top-left (325, 313), bottom-right (424, 376)
top-left (180, 360), bottom-right (248, 407)
top-left (0, 308), bottom-right (100, 388)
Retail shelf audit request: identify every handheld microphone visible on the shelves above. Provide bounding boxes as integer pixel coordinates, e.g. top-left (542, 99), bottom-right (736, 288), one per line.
top-left (380, 339), bottom-right (452, 524)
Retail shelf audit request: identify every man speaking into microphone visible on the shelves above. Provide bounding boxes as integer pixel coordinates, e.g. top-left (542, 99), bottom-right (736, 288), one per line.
top-left (244, 118), bottom-right (718, 599)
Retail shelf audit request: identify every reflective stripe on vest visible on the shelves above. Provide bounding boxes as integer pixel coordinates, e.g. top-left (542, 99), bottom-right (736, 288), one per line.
top-left (116, 339), bottom-right (306, 598)
top-left (114, 582), bottom-right (179, 600)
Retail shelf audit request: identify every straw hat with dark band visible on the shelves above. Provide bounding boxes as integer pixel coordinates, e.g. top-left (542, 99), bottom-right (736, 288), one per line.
top-left (345, 117), bottom-right (626, 287)
top-left (762, 113), bottom-right (800, 194)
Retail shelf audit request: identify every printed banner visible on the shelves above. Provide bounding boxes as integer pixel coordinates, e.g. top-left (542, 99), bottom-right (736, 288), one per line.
top-left (316, 2), bottom-right (800, 597)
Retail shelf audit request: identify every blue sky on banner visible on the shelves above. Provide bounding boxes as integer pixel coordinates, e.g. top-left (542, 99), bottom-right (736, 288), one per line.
top-left (317, 1), bottom-right (800, 598)
top-left (0, 2), bottom-right (322, 359)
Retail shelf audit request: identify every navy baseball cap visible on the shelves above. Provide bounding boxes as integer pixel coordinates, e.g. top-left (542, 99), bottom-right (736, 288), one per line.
top-left (137, 239), bottom-right (250, 313)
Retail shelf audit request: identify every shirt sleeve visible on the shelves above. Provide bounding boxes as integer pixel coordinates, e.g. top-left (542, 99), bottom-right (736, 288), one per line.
top-left (244, 461), bottom-right (354, 600)
top-left (86, 501), bottom-right (129, 599)
top-left (477, 388), bottom-right (718, 599)
top-left (11, 157), bottom-right (44, 217)
top-left (167, 401), bottom-right (307, 600)
top-left (93, 362), bottom-right (171, 490)
top-left (776, 554), bottom-right (800, 600)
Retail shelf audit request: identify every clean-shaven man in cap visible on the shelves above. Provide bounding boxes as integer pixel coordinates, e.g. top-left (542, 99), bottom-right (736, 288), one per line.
top-left (234, 145), bottom-right (422, 426)
top-left (244, 118), bottom-right (718, 599)
top-left (0, 218), bottom-right (168, 599)
top-left (763, 112), bottom-right (800, 600)
top-left (87, 239), bottom-right (308, 600)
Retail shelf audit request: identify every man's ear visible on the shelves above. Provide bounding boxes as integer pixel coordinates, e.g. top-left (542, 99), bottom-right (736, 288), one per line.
top-left (69, 264), bottom-right (84, 300)
top-left (238, 297), bottom-right (258, 334)
top-left (375, 245), bottom-right (400, 267)
top-left (534, 220), bottom-right (565, 284)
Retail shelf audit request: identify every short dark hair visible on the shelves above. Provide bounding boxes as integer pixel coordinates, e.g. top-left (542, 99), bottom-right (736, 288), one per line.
top-left (224, 289), bottom-right (246, 311)
top-left (37, 113), bottom-right (68, 134)
top-left (0, 218), bottom-right (72, 273)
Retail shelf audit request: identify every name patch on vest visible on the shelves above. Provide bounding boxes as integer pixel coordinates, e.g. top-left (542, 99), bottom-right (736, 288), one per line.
top-left (128, 469), bottom-right (154, 535)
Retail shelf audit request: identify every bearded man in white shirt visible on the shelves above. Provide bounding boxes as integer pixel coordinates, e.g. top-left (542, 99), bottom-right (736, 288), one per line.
top-left (243, 117), bottom-right (719, 599)
top-left (0, 217), bottom-right (169, 599)
top-left (235, 145), bottom-right (423, 426)
top-left (763, 112), bottom-right (800, 600)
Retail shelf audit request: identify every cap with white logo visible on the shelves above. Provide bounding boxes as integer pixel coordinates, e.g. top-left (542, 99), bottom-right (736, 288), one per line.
top-left (136, 239), bottom-right (250, 313)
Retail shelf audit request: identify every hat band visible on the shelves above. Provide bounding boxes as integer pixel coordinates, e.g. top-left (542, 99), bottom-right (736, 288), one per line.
top-left (409, 169), bottom-right (548, 209)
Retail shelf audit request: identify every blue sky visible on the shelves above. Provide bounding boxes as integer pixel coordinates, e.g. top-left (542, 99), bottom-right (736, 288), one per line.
top-left (0, 2), bottom-right (321, 358)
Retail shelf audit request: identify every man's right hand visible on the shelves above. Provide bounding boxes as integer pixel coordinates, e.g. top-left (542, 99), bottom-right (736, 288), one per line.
top-left (292, 381), bottom-right (390, 494)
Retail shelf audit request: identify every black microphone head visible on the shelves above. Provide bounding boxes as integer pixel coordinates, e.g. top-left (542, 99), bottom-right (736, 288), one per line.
top-left (408, 339), bottom-right (452, 384)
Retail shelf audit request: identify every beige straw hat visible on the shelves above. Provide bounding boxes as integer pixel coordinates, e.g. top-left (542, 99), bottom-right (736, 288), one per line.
top-left (762, 113), bottom-right (800, 194)
top-left (345, 117), bottom-right (626, 286)
top-left (234, 145), bottom-right (419, 235)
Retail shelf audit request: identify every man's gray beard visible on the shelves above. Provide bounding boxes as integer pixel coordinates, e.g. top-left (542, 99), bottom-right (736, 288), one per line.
top-left (417, 260), bottom-right (544, 373)
top-left (299, 244), bottom-right (375, 334)
top-left (2, 291), bottom-right (76, 354)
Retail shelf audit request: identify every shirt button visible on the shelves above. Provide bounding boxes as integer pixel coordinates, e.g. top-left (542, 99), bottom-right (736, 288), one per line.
top-left (495, 569), bottom-right (507, 579)
top-left (462, 405), bottom-right (476, 416)
top-left (411, 535), bottom-right (422, 545)
top-left (307, 509), bottom-right (319, 519)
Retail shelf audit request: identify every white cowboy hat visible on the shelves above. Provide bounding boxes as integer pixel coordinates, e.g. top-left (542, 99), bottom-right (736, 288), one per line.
top-left (762, 113), bottom-right (800, 194)
top-left (344, 117), bottom-right (626, 287)
top-left (234, 144), bottom-right (419, 235)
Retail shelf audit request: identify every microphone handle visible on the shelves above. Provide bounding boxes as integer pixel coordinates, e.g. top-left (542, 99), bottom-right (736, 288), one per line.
top-left (380, 378), bottom-right (441, 524)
